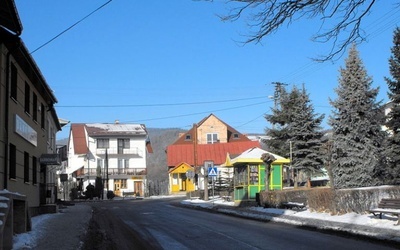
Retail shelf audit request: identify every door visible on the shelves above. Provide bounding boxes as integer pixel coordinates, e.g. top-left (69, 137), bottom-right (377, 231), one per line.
top-left (180, 173), bottom-right (187, 191)
top-left (134, 181), bottom-right (143, 196)
top-left (114, 181), bottom-right (121, 196)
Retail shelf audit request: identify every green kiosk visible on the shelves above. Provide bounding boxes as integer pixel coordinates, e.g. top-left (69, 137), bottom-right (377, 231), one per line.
top-left (224, 147), bottom-right (290, 204)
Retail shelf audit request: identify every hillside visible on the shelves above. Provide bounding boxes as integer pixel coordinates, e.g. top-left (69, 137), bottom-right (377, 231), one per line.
top-left (145, 128), bottom-right (186, 181)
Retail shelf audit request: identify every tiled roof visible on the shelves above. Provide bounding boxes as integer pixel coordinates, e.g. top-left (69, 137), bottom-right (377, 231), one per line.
top-left (167, 141), bottom-right (260, 167)
top-left (71, 124), bottom-right (87, 155)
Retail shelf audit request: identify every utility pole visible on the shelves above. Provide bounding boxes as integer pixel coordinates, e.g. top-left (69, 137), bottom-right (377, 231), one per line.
top-left (271, 82), bottom-right (288, 110)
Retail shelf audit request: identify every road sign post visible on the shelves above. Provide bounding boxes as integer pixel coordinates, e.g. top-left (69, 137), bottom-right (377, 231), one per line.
top-left (204, 161), bottom-right (214, 201)
top-left (186, 170), bottom-right (195, 199)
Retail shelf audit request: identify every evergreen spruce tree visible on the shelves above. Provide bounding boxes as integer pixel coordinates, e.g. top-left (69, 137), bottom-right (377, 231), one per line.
top-left (329, 44), bottom-right (385, 189)
top-left (289, 86), bottom-right (325, 181)
top-left (384, 27), bottom-right (400, 184)
top-left (264, 86), bottom-right (291, 158)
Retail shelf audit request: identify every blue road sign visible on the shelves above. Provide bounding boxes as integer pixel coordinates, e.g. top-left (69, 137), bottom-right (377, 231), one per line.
top-left (208, 167), bottom-right (218, 177)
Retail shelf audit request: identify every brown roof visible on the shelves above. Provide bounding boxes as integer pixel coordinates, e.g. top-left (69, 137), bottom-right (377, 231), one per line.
top-left (167, 141), bottom-right (260, 167)
top-left (70, 124), bottom-right (88, 155)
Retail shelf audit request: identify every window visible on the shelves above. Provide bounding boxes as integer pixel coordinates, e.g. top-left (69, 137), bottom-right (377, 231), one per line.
top-left (207, 133), bottom-right (218, 144)
top-left (249, 165), bottom-right (259, 185)
top-left (117, 159), bottom-right (129, 173)
top-left (10, 63), bottom-right (17, 100)
top-left (32, 156), bottom-right (37, 184)
top-left (233, 133), bottom-right (239, 139)
top-left (124, 159), bottom-right (129, 168)
top-left (115, 179), bottom-right (127, 189)
top-left (24, 152), bottom-right (29, 183)
top-left (41, 103), bottom-right (45, 129)
top-left (97, 139), bottom-right (109, 148)
top-left (118, 138), bottom-right (130, 154)
top-left (234, 165), bottom-right (248, 186)
top-left (185, 134), bottom-right (191, 140)
top-left (118, 159), bottom-right (123, 173)
top-left (32, 93), bottom-right (37, 121)
top-left (97, 159), bottom-right (103, 169)
top-left (9, 144), bottom-right (16, 179)
top-left (24, 82), bottom-right (30, 114)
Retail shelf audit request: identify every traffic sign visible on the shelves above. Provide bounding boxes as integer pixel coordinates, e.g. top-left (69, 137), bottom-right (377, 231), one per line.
top-left (186, 170), bottom-right (195, 179)
top-left (208, 167), bottom-right (218, 177)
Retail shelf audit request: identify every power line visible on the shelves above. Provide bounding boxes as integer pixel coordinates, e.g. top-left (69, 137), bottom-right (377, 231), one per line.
top-left (55, 96), bottom-right (271, 108)
top-left (30, 0), bottom-right (112, 54)
top-left (125, 101), bottom-right (267, 123)
top-left (57, 101), bottom-right (269, 132)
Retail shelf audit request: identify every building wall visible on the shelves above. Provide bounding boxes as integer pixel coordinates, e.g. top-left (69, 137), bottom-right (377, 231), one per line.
top-left (197, 115), bottom-right (228, 144)
top-left (67, 126), bottom-right (149, 198)
top-left (0, 44), bottom-right (6, 189)
top-left (0, 44), bottom-right (59, 208)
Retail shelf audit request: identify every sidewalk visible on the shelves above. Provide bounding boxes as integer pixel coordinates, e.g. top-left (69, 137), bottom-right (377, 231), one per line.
top-left (180, 197), bottom-right (400, 243)
top-left (13, 203), bottom-right (92, 250)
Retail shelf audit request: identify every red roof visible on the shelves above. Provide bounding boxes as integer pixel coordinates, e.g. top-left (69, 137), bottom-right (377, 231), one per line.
top-left (167, 141), bottom-right (260, 167)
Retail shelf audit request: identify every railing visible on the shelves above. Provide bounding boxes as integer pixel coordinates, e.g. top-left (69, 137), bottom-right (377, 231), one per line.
top-left (81, 168), bottom-right (146, 176)
top-left (95, 147), bottom-right (143, 157)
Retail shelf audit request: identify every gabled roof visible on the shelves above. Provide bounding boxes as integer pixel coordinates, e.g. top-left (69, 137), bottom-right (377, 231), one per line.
top-left (0, 0), bottom-right (22, 35)
top-left (229, 147), bottom-right (290, 165)
top-left (168, 162), bottom-right (193, 174)
top-left (172, 113), bottom-right (252, 145)
top-left (167, 140), bottom-right (260, 167)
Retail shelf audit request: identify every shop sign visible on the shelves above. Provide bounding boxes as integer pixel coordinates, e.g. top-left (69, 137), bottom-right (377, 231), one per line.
top-left (15, 114), bottom-right (37, 146)
top-left (40, 154), bottom-right (60, 165)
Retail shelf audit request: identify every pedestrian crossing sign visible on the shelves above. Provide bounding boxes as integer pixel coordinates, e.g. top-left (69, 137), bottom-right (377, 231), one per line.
top-left (208, 167), bottom-right (218, 177)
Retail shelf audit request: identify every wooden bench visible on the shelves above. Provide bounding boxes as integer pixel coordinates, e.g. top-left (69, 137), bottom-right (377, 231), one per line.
top-left (122, 191), bottom-right (137, 199)
top-left (222, 196), bottom-right (231, 202)
top-left (368, 198), bottom-right (400, 225)
top-left (282, 197), bottom-right (307, 210)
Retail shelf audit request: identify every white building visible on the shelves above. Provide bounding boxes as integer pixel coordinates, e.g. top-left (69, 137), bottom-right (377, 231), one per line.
top-left (66, 122), bottom-right (152, 199)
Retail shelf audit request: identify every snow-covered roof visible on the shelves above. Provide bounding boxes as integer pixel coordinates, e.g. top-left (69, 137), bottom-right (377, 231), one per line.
top-left (228, 147), bottom-right (290, 165)
top-left (86, 123), bottom-right (147, 136)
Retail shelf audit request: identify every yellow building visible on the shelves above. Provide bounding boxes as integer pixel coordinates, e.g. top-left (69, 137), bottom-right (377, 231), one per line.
top-left (169, 163), bottom-right (195, 193)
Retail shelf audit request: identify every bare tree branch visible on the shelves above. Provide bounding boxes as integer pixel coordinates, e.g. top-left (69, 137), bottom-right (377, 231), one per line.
top-left (205, 0), bottom-right (395, 62)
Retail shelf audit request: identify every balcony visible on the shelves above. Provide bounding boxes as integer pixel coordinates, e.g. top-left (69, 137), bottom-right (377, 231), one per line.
top-left (78, 168), bottom-right (147, 177)
top-left (95, 147), bottom-right (143, 157)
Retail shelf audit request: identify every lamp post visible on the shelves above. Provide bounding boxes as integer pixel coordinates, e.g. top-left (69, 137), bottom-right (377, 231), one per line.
top-left (86, 137), bottom-right (96, 188)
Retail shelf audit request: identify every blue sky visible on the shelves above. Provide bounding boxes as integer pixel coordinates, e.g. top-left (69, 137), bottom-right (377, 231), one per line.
top-left (14, 1), bottom-right (399, 140)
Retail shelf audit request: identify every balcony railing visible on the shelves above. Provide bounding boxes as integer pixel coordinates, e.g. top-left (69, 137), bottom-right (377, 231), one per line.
top-left (79, 168), bottom-right (146, 177)
top-left (95, 147), bottom-right (143, 157)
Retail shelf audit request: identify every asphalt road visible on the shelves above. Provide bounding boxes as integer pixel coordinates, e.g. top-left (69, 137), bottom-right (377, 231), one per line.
top-left (82, 198), bottom-right (398, 250)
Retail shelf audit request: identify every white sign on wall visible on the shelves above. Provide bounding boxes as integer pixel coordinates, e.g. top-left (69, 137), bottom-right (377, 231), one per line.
top-left (15, 114), bottom-right (37, 146)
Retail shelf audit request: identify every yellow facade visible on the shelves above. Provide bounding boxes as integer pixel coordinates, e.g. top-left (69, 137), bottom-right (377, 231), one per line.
top-left (169, 163), bottom-right (195, 193)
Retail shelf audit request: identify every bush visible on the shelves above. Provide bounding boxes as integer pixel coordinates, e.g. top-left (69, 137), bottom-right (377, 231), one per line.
top-left (69, 188), bottom-right (78, 201)
top-left (259, 185), bottom-right (400, 214)
top-left (107, 191), bottom-right (115, 200)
